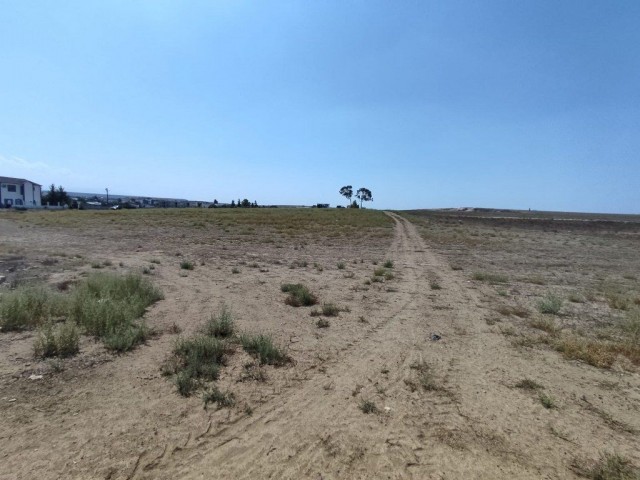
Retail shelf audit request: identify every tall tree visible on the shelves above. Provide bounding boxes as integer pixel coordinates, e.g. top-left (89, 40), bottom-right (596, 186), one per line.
top-left (339, 185), bottom-right (353, 207)
top-left (355, 187), bottom-right (373, 208)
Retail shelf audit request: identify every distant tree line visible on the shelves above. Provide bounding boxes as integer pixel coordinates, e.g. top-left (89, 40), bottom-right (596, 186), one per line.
top-left (339, 185), bottom-right (373, 208)
top-left (209, 198), bottom-right (259, 208)
top-left (42, 184), bottom-right (70, 206)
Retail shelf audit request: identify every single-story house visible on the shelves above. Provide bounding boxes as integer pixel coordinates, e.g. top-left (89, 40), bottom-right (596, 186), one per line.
top-left (0, 176), bottom-right (42, 208)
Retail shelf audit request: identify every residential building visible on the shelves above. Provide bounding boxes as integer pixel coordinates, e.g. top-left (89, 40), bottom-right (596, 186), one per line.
top-left (0, 176), bottom-right (42, 208)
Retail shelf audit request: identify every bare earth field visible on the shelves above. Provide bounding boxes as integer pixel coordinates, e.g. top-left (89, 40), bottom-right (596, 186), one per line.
top-left (1, 208), bottom-right (639, 479)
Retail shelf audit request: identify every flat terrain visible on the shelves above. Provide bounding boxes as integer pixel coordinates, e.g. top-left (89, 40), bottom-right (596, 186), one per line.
top-left (1, 208), bottom-right (639, 479)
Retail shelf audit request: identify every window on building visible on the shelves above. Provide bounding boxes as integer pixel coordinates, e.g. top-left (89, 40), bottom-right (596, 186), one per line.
top-left (7, 185), bottom-right (16, 192)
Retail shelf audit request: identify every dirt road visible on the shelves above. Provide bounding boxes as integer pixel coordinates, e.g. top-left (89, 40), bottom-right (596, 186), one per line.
top-left (136, 212), bottom-right (589, 479)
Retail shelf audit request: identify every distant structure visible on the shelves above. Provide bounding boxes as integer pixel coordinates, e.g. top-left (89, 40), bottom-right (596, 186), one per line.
top-left (0, 176), bottom-right (42, 208)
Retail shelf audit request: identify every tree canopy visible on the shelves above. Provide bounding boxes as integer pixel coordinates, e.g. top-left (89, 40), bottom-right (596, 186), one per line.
top-left (355, 187), bottom-right (373, 208)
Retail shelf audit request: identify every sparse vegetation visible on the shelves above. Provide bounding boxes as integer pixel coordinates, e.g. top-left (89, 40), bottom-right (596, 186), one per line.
top-left (472, 272), bottom-right (508, 284)
top-left (239, 333), bottom-right (289, 366)
top-left (539, 392), bottom-right (556, 409)
top-left (359, 399), bottom-right (378, 414)
top-left (321, 303), bottom-right (340, 317)
top-left (582, 452), bottom-right (640, 480)
top-left (316, 318), bottom-right (330, 328)
top-left (538, 293), bottom-right (563, 315)
top-left (204, 305), bottom-right (235, 338)
top-left (515, 378), bottom-right (543, 390)
top-left (383, 260), bottom-right (393, 268)
top-left (430, 280), bottom-right (441, 290)
top-left (281, 283), bottom-right (318, 307)
top-left (337, 262), bottom-right (345, 270)
top-left (180, 260), bottom-right (194, 270)
top-left (33, 321), bottom-right (80, 358)
top-left (0, 286), bottom-right (67, 331)
top-left (203, 386), bottom-right (236, 410)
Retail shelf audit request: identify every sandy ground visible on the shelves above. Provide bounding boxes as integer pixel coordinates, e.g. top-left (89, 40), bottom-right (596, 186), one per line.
top-left (1, 210), bottom-right (638, 479)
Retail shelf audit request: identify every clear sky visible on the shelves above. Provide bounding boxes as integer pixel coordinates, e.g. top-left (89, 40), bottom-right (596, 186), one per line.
top-left (1, 1), bottom-right (638, 212)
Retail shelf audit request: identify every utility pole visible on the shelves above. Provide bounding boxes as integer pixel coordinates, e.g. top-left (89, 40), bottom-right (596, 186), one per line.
top-left (105, 188), bottom-right (109, 205)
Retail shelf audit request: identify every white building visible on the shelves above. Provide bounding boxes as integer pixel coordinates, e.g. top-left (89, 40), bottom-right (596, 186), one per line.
top-left (0, 176), bottom-right (42, 208)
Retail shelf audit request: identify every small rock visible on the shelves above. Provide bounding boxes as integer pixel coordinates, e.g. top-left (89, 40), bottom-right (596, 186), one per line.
top-left (29, 374), bottom-right (43, 380)
top-left (0, 275), bottom-right (6, 284)
top-left (430, 333), bottom-right (442, 341)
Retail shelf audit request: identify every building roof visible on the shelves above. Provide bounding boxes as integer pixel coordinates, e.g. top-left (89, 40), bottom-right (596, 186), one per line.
top-left (0, 176), bottom-right (42, 186)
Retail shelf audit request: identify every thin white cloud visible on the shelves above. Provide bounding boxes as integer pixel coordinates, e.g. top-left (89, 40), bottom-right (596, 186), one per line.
top-left (0, 154), bottom-right (74, 183)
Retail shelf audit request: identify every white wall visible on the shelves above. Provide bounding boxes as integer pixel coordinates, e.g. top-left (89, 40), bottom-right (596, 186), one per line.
top-left (0, 180), bottom-right (42, 207)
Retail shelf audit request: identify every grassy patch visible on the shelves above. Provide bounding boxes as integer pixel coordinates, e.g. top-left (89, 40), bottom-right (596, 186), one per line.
top-left (472, 272), bottom-right (508, 284)
top-left (539, 392), bottom-right (556, 409)
top-left (180, 260), bottom-right (194, 270)
top-left (316, 318), bottom-right (330, 328)
top-left (530, 317), bottom-right (559, 335)
top-left (33, 321), bottom-right (80, 358)
top-left (239, 333), bottom-right (289, 366)
top-left (281, 283), bottom-right (318, 307)
top-left (383, 260), bottom-right (394, 268)
top-left (320, 303), bottom-right (340, 317)
top-left (430, 280), bottom-right (442, 290)
top-left (515, 378), bottom-right (543, 390)
top-left (204, 305), bottom-right (235, 338)
top-left (0, 286), bottom-right (67, 331)
top-left (203, 386), bottom-right (236, 410)
top-left (581, 452), bottom-right (640, 480)
top-left (538, 293), bottom-right (563, 314)
top-left (69, 273), bottom-right (162, 352)
top-left (359, 399), bottom-right (378, 414)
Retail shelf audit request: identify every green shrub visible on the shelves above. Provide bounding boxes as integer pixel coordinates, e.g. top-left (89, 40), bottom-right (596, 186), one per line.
top-left (34, 321), bottom-right (79, 358)
top-left (180, 261), bottom-right (194, 270)
top-left (472, 272), bottom-right (508, 284)
top-left (337, 262), bottom-right (345, 270)
top-left (69, 273), bottom-right (162, 351)
top-left (203, 386), bottom-right (236, 409)
top-left (538, 293), bottom-right (563, 315)
top-left (0, 286), bottom-right (67, 331)
top-left (359, 399), bottom-right (378, 414)
top-left (587, 452), bottom-right (639, 480)
top-left (281, 283), bottom-right (318, 307)
top-left (383, 260), bottom-right (394, 268)
top-left (239, 333), bottom-right (289, 366)
top-left (175, 370), bottom-right (198, 397)
top-left (316, 318), bottom-right (330, 328)
top-left (321, 303), bottom-right (340, 317)
top-left (204, 305), bottom-right (235, 338)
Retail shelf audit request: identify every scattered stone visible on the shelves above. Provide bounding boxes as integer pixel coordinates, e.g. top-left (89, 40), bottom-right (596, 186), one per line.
top-left (29, 374), bottom-right (44, 381)
top-left (430, 333), bottom-right (442, 341)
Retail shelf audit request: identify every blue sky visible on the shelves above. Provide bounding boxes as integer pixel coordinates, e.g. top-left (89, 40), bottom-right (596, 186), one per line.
top-left (1, 1), bottom-right (638, 212)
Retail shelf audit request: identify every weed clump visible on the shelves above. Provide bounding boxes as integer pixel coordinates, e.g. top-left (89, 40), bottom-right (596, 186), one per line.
top-left (239, 333), bottom-right (289, 366)
top-left (538, 293), bottom-right (563, 315)
top-left (539, 392), bottom-right (556, 409)
top-left (383, 260), bottom-right (394, 269)
top-left (203, 386), bottom-right (236, 410)
top-left (180, 261), bottom-right (194, 270)
top-left (585, 452), bottom-right (639, 480)
top-left (281, 283), bottom-right (318, 307)
top-left (0, 286), bottom-right (67, 331)
top-left (515, 378), bottom-right (543, 390)
top-left (472, 272), bottom-right (508, 284)
top-left (69, 273), bottom-right (162, 352)
top-left (33, 321), bottom-right (80, 358)
top-left (359, 399), bottom-right (378, 414)
top-left (204, 305), bottom-right (235, 338)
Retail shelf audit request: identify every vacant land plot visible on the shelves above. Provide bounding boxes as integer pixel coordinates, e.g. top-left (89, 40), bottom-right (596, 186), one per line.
top-left (1, 207), bottom-right (638, 479)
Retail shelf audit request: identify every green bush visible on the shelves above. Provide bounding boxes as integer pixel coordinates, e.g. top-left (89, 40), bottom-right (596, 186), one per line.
top-left (68, 273), bottom-right (162, 351)
top-left (204, 305), bottom-right (235, 338)
top-left (203, 386), bottom-right (236, 409)
top-left (34, 321), bottom-right (79, 358)
top-left (239, 333), bottom-right (289, 366)
top-left (538, 293), bottom-right (563, 315)
top-left (180, 261), bottom-right (194, 270)
top-left (281, 283), bottom-right (318, 307)
top-left (0, 286), bottom-right (67, 331)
